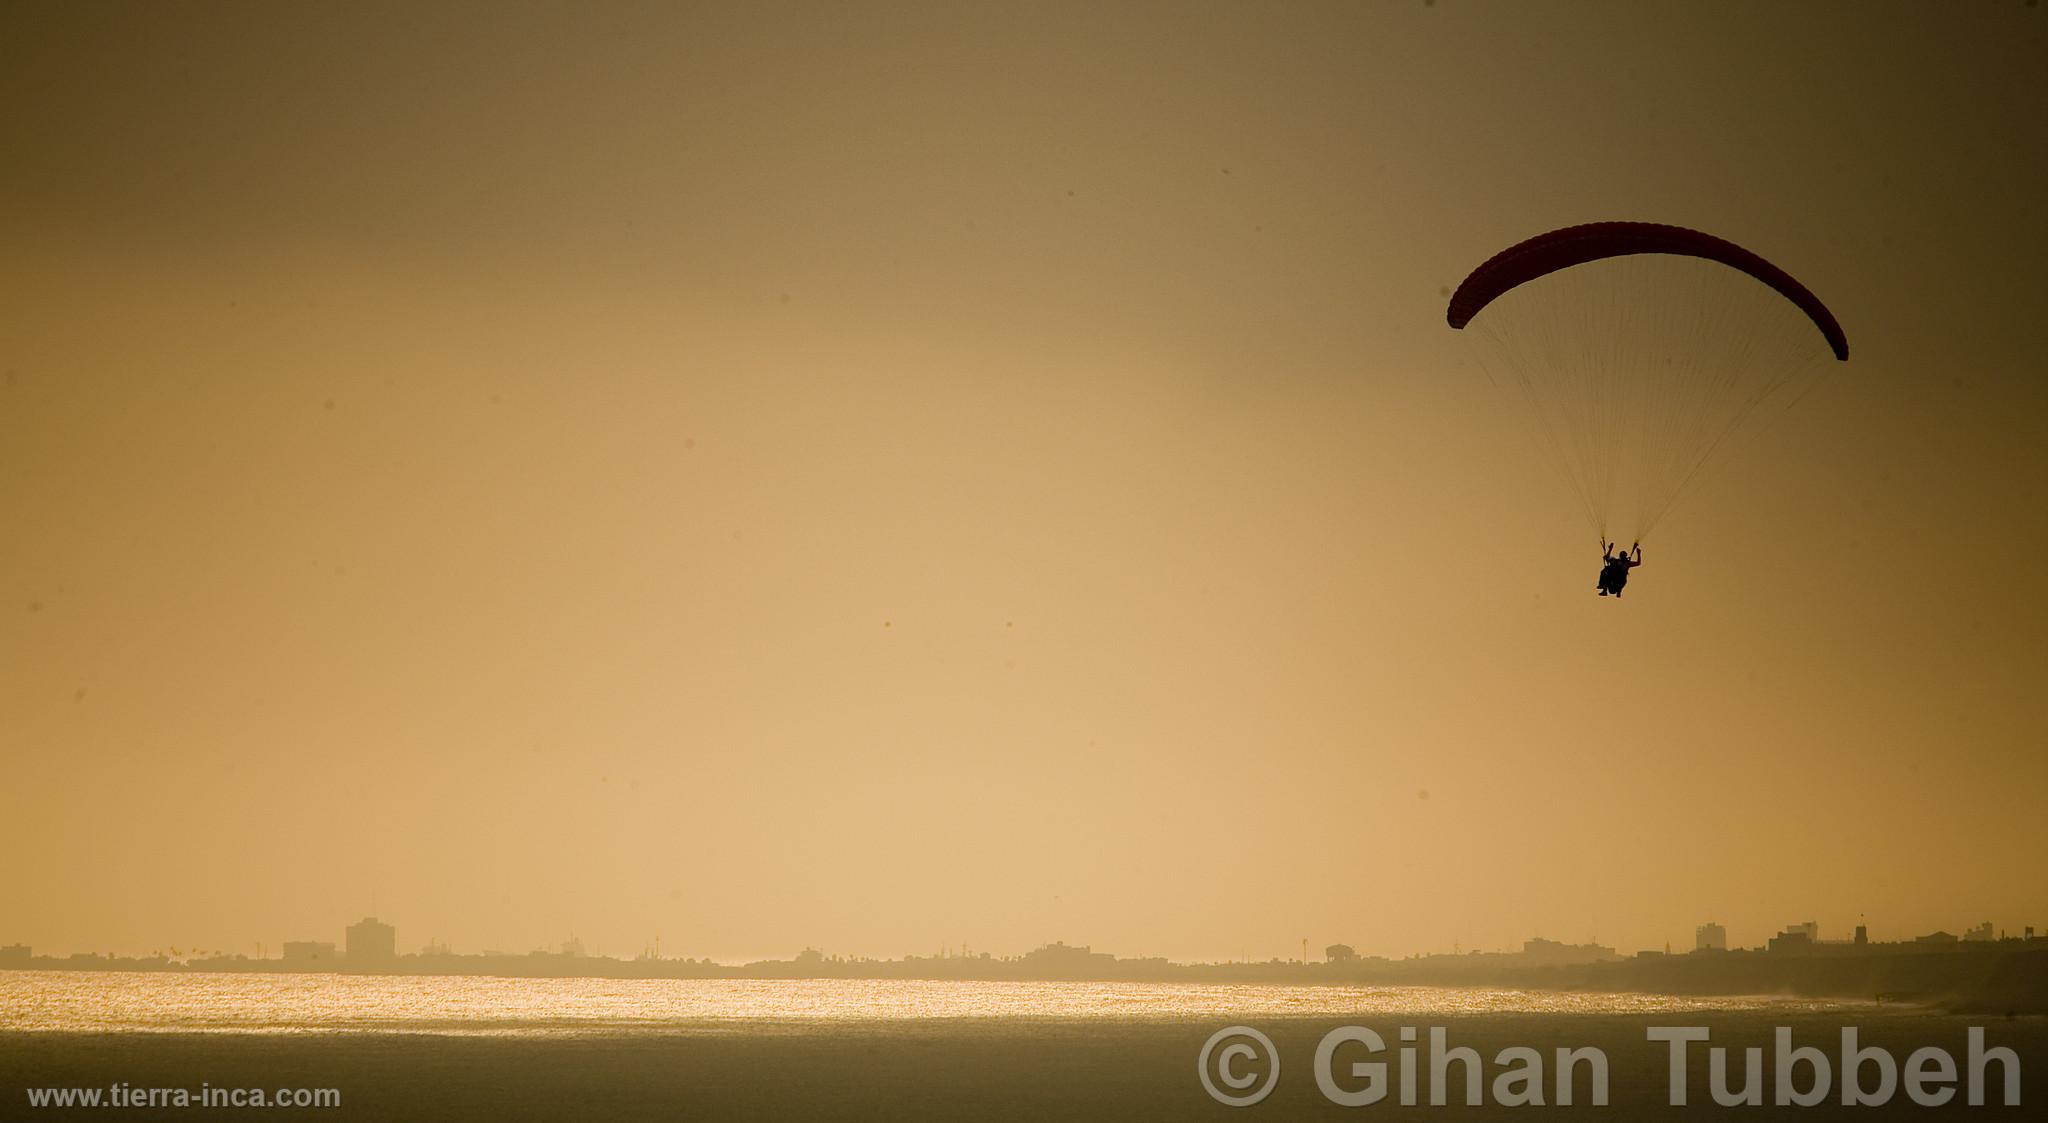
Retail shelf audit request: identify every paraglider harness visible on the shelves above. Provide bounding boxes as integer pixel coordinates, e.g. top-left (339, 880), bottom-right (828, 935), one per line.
top-left (1597, 540), bottom-right (1641, 597)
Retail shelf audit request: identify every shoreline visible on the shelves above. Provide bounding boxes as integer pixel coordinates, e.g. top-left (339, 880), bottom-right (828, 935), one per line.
top-left (8, 944), bottom-right (2045, 1015)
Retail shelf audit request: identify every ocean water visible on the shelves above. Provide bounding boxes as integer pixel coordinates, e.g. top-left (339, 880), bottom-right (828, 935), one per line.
top-left (0, 971), bottom-right (1868, 1034)
top-left (3, 974), bottom-right (2036, 1120)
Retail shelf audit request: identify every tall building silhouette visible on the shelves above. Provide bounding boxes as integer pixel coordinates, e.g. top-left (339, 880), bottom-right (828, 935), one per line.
top-left (346, 917), bottom-right (396, 963)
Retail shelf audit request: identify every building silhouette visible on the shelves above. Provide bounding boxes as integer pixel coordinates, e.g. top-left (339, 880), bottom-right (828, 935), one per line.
top-left (282, 941), bottom-right (338, 963)
top-left (1520, 937), bottom-right (1619, 965)
top-left (346, 917), bottom-right (396, 963)
top-left (1694, 923), bottom-right (1727, 952)
top-left (1768, 924), bottom-right (1817, 953)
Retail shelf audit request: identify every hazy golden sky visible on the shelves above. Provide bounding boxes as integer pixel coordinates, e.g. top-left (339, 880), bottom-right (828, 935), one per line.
top-left (4, 2), bottom-right (2043, 962)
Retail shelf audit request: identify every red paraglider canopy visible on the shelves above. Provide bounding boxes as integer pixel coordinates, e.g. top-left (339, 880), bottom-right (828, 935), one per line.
top-left (1446, 222), bottom-right (1849, 361)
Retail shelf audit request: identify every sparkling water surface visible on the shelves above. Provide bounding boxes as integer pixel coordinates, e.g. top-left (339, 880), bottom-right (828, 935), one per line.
top-left (0, 972), bottom-right (1871, 1036)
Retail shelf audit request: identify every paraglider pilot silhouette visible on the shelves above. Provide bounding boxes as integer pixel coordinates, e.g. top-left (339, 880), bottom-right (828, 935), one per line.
top-left (1597, 540), bottom-right (1641, 597)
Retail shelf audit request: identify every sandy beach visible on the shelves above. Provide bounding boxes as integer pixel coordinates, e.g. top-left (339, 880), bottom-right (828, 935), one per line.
top-left (7, 1012), bottom-right (2040, 1121)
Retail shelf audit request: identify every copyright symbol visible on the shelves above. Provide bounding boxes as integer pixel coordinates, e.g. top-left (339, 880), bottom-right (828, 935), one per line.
top-left (1197, 1025), bottom-right (1279, 1107)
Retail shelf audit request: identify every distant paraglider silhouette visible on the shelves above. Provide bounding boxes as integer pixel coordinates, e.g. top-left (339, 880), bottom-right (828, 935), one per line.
top-left (1446, 222), bottom-right (1848, 596)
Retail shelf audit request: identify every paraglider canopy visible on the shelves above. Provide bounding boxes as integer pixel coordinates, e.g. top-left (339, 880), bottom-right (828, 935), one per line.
top-left (1445, 222), bottom-right (1847, 541)
top-left (1448, 222), bottom-right (1848, 361)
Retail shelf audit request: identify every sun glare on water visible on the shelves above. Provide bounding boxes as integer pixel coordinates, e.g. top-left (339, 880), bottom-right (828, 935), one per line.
top-left (0, 973), bottom-right (1870, 1036)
